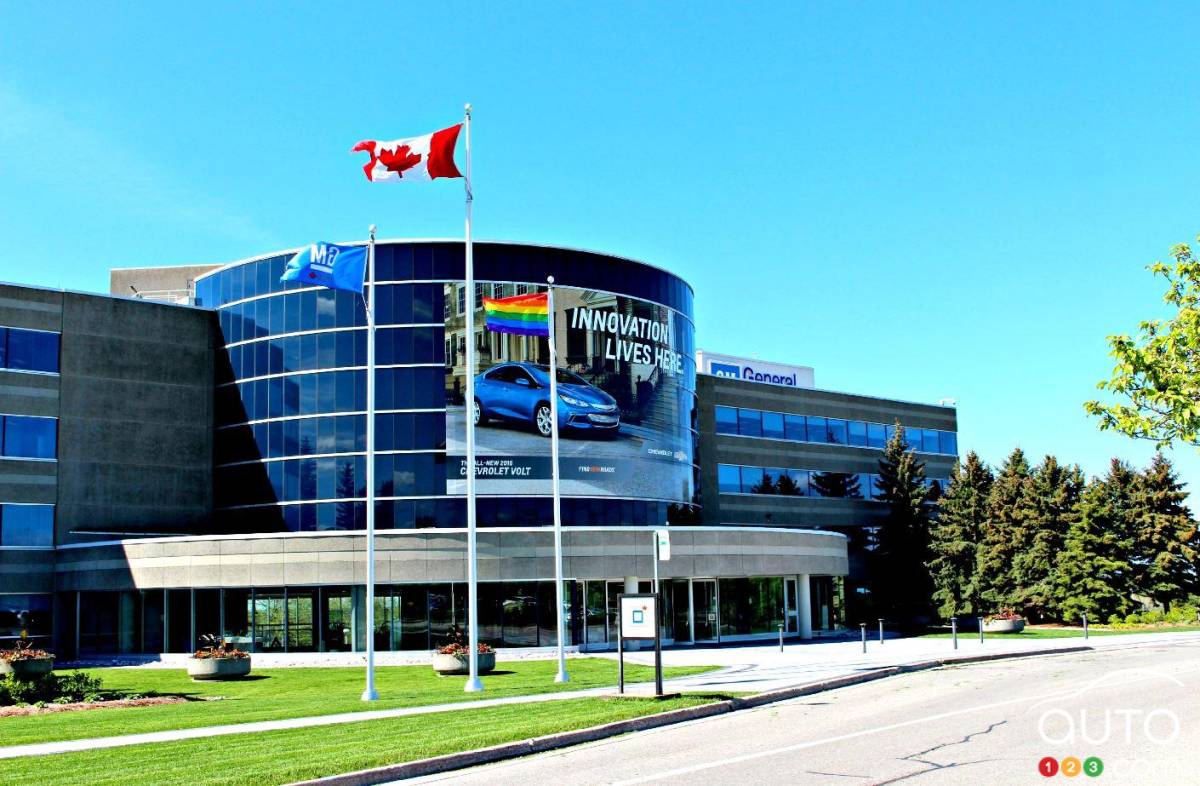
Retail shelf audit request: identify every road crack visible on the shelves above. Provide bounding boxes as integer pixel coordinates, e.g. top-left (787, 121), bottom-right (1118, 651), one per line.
top-left (873, 720), bottom-right (1008, 784)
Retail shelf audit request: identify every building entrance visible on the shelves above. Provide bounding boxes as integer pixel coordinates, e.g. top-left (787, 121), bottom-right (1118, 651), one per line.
top-left (693, 579), bottom-right (718, 642)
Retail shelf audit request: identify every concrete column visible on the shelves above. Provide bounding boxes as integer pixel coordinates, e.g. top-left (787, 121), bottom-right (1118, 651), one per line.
top-left (798, 573), bottom-right (813, 640)
top-left (623, 576), bottom-right (639, 650)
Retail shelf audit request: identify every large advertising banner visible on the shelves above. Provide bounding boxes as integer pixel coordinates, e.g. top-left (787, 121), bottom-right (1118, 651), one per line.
top-left (444, 283), bottom-right (695, 502)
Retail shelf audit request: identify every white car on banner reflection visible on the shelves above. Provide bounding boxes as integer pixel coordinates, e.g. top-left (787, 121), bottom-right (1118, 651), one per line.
top-left (473, 362), bottom-right (620, 438)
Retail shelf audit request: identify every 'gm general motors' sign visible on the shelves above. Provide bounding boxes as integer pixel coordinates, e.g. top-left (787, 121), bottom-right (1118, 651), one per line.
top-left (696, 350), bottom-right (815, 389)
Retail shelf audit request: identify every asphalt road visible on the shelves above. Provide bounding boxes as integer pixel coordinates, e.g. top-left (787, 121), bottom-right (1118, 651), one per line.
top-left (403, 641), bottom-right (1200, 785)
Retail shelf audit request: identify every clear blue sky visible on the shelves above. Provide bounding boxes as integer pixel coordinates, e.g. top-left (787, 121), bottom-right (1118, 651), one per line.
top-left (3, 3), bottom-right (1199, 490)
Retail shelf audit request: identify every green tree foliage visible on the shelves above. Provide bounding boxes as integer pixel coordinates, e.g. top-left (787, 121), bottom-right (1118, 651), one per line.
top-left (929, 452), bottom-right (993, 619)
top-left (976, 448), bottom-right (1031, 612)
top-left (1131, 454), bottom-right (1199, 610)
top-left (871, 423), bottom-right (934, 623)
top-left (1011, 457), bottom-right (1085, 622)
top-left (1053, 466), bottom-right (1134, 623)
top-left (1086, 236), bottom-right (1200, 447)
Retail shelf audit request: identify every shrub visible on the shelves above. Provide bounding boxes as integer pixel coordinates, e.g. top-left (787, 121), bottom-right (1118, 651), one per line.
top-left (0, 671), bottom-right (106, 707)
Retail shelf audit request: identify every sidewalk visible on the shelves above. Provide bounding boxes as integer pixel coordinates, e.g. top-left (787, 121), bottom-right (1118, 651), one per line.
top-left (4, 630), bottom-right (1198, 761)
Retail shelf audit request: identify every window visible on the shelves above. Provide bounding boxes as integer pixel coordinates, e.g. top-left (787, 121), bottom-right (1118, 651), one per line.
top-left (740, 466), bottom-right (765, 493)
top-left (922, 428), bottom-right (940, 454)
top-left (867, 423), bottom-right (887, 448)
top-left (491, 283), bottom-right (504, 298)
top-left (939, 431), bottom-right (957, 455)
top-left (515, 283), bottom-right (529, 296)
top-left (0, 504), bottom-right (54, 547)
top-left (825, 418), bottom-right (847, 445)
top-left (443, 290), bottom-right (452, 319)
top-left (1, 328), bottom-right (60, 373)
top-left (714, 406), bottom-right (738, 435)
top-left (1, 416), bottom-right (57, 459)
top-left (848, 420), bottom-right (868, 446)
top-left (761, 412), bottom-right (785, 440)
top-left (456, 285), bottom-right (465, 315)
top-left (0, 593), bottom-right (51, 642)
top-left (784, 414), bottom-right (806, 441)
top-left (737, 409), bottom-right (762, 437)
top-left (474, 283), bottom-right (485, 310)
top-left (806, 416), bottom-right (827, 443)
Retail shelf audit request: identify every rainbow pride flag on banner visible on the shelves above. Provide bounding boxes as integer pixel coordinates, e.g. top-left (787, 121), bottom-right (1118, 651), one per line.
top-left (483, 292), bottom-right (550, 336)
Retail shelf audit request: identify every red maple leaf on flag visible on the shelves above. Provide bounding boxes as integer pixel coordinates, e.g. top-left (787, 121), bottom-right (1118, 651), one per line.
top-left (378, 144), bottom-right (422, 176)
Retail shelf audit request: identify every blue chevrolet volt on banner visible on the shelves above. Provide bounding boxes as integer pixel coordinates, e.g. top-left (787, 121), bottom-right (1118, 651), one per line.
top-left (474, 362), bottom-right (620, 437)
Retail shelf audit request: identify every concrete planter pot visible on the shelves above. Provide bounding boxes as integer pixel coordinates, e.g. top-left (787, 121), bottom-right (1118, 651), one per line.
top-left (0, 657), bottom-right (54, 680)
top-left (432, 652), bottom-right (496, 675)
top-left (187, 656), bottom-right (252, 680)
top-left (983, 618), bottom-right (1026, 634)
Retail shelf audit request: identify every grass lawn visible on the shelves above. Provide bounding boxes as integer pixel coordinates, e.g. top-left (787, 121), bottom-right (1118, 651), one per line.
top-left (0, 694), bottom-right (730, 786)
top-left (918, 625), bottom-right (1200, 640)
top-left (0, 658), bottom-right (715, 748)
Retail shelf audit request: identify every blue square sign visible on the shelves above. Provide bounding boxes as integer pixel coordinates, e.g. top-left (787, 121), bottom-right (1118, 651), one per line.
top-left (632, 610), bottom-right (644, 624)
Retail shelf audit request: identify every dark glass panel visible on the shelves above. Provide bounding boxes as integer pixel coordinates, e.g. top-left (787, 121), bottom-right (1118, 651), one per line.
top-left (737, 409), bottom-right (762, 437)
top-left (7, 329), bottom-right (59, 373)
top-left (939, 431), bottom-right (958, 455)
top-left (761, 411), bottom-right (785, 440)
top-left (784, 414), bottom-right (806, 441)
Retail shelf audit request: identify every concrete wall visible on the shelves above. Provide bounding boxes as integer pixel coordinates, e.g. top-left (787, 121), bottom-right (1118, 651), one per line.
top-left (0, 284), bottom-right (218, 561)
top-left (697, 373), bottom-right (959, 529)
top-left (54, 527), bottom-right (849, 591)
top-left (56, 292), bottom-right (216, 543)
top-left (109, 264), bottom-right (221, 304)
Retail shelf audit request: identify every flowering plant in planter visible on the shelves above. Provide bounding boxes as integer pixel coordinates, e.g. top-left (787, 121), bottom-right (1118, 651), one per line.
top-left (191, 635), bottom-right (250, 660)
top-left (187, 635), bottom-right (252, 680)
top-left (432, 627), bottom-right (495, 674)
top-left (436, 642), bottom-right (495, 656)
top-left (0, 639), bottom-right (56, 681)
top-left (983, 608), bottom-right (1026, 634)
top-left (0, 640), bottom-right (54, 662)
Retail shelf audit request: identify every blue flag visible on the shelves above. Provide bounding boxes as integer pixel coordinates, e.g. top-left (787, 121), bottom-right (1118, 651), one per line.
top-left (280, 242), bottom-right (368, 293)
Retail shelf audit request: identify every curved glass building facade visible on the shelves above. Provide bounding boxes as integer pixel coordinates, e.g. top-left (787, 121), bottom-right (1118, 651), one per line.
top-left (195, 241), bottom-right (698, 534)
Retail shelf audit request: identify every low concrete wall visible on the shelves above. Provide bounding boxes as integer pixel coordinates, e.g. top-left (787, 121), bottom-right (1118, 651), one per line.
top-left (54, 526), bottom-right (848, 591)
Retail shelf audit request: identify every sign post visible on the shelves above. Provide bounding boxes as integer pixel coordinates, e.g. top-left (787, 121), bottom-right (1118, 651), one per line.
top-left (617, 593), bottom-right (665, 697)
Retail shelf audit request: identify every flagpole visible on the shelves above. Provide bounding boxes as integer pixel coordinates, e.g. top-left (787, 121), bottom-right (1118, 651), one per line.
top-left (547, 277), bottom-right (570, 683)
top-left (361, 225), bottom-right (379, 702)
top-left (463, 104), bottom-right (483, 693)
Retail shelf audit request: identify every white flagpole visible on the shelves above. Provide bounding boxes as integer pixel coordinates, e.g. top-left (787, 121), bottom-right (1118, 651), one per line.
top-left (463, 104), bottom-right (483, 693)
top-left (361, 225), bottom-right (379, 702)
top-left (546, 277), bottom-right (569, 683)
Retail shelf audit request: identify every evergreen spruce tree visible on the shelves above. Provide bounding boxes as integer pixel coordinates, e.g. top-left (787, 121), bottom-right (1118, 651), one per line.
top-left (976, 448), bottom-right (1031, 613)
top-left (1132, 454), bottom-right (1199, 610)
top-left (871, 423), bottom-right (934, 624)
top-left (1012, 456), bottom-right (1084, 621)
top-left (1053, 473), bottom-right (1132, 623)
top-left (929, 452), bottom-right (993, 619)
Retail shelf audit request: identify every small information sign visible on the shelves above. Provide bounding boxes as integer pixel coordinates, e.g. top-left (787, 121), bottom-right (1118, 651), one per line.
top-left (619, 594), bottom-right (658, 640)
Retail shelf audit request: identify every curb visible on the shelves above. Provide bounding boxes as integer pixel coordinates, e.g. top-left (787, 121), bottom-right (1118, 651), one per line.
top-left (291, 644), bottom-right (1096, 785)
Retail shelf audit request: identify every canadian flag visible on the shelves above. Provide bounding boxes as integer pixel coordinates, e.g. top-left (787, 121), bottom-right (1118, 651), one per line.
top-left (351, 124), bottom-right (463, 182)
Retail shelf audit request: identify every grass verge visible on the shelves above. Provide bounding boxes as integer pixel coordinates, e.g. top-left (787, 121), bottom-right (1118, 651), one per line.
top-left (0, 694), bottom-right (729, 786)
top-left (0, 658), bottom-right (715, 747)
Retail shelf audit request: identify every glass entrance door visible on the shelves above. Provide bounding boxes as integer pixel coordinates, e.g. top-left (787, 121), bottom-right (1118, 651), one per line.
top-left (693, 580), bottom-right (718, 641)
